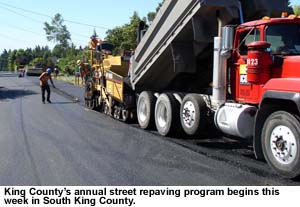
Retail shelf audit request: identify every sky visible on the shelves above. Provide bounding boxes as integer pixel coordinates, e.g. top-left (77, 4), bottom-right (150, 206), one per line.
top-left (0, 0), bottom-right (299, 53)
top-left (0, 0), bottom-right (161, 52)
top-left (291, 0), bottom-right (300, 5)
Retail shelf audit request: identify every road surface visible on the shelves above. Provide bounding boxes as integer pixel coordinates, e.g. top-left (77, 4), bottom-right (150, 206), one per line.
top-left (0, 72), bottom-right (298, 185)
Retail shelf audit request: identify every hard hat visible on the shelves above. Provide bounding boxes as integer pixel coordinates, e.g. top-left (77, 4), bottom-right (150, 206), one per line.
top-left (76, 60), bottom-right (81, 65)
top-left (46, 68), bottom-right (52, 74)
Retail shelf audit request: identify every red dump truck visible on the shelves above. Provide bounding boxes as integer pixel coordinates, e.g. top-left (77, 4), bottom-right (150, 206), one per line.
top-left (125, 0), bottom-right (300, 178)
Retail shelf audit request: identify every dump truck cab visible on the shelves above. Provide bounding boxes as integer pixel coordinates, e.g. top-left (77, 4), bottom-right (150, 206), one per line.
top-left (226, 17), bottom-right (300, 178)
top-left (231, 18), bottom-right (300, 101)
top-left (232, 17), bottom-right (300, 104)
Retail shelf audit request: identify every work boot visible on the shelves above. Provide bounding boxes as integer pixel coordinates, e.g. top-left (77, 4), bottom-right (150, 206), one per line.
top-left (47, 100), bottom-right (52, 103)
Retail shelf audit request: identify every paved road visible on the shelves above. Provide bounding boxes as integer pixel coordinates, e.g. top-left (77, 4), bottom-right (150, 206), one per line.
top-left (0, 73), bottom-right (299, 185)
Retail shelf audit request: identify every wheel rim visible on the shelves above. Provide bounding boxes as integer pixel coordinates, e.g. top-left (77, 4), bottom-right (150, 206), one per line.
top-left (86, 98), bottom-right (94, 109)
top-left (157, 101), bottom-right (167, 128)
top-left (270, 125), bottom-right (297, 165)
top-left (122, 110), bottom-right (128, 121)
top-left (85, 100), bottom-right (90, 108)
top-left (182, 101), bottom-right (196, 128)
top-left (138, 98), bottom-right (147, 123)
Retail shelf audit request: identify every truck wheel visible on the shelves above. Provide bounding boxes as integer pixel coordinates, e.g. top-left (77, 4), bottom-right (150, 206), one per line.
top-left (261, 111), bottom-right (300, 178)
top-left (85, 98), bottom-right (95, 110)
top-left (97, 96), bottom-right (103, 111)
top-left (104, 104), bottom-right (110, 115)
top-left (137, 91), bottom-right (156, 129)
top-left (121, 109), bottom-right (129, 122)
top-left (180, 94), bottom-right (207, 135)
top-left (155, 93), bottom-right (181, 136)
top-left (84, 80), bottom-right (95, 109)
top-left (93, 95), bottom-right (100, 110)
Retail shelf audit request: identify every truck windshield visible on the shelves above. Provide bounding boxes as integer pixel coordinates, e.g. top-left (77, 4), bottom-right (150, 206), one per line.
top-left (266, 24), bottom-right (300, 55)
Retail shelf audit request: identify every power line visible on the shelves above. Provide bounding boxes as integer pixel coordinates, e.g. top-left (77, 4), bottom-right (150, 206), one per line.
top-left (0, 1), bottom-right (110, 30)
top-left (0, 3), bottom-right (97, 40)
top-left (64, 19), bottom-right (109, 30)
top-left (1, 20), bottom-right (88, 42)
top-left (0, 1), bottom-right (52, 18)
top-left (0, 5), bottom-right (43, 24)
top-left (0, 33), bottom-right (38, 44)
top-left (0, 23), bottom-right (87, 50)
top-left (0, 2), bottom-right (97, 49)
top-left (0, 21), bottom-right (43, 36)
top-left (0, 6), bottom-right (90, 42)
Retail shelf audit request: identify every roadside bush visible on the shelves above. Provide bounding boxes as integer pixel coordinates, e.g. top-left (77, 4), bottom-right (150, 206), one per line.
top-left (57, 50), bottom-right (87, 76)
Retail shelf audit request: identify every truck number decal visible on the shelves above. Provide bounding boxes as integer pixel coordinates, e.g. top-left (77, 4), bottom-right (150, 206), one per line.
top-left (247, 58), bottom-right (258, 66)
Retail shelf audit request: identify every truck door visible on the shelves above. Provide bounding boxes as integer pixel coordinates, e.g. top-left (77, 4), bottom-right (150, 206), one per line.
top-left (232, 28), bottom-right (262, 103)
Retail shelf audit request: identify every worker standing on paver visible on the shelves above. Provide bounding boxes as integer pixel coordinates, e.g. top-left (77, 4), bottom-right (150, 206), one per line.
top-left (89, 35), bottom-right (102, 50)
top-left (39, 68), bottom-right (55, 104)
top-left (77, 60), bottom-right (92, 85)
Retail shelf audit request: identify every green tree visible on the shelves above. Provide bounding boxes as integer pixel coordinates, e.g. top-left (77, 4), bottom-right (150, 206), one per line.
top-left (44, 13), bottom-right (71, 54)
top-left (25, 48), bottom-right (33, 63)
top-left (57, 49), bottom-right (86, 75)
top-left (8, 49), bottom-right (17, 71)
top-left (105, 0), bottom-right (165, 53)
top-left (147, 0), bottom-right (165, 24)
top-left (106, 11), bottom-right (141, 54)
top-left (294, 5), bottom-right (300, 16)
top-left (147, 12), bottom-right (156, 23)
top-left (156, 0), bottom-right (165, 12)
top-left (15, 49), bottom-right (28, 66)
top-left (0, 49), bottom-right (9, 71)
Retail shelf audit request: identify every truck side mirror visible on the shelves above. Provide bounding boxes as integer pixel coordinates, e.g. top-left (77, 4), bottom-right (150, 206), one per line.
top-left (222, 26), bottom-right (234, 51)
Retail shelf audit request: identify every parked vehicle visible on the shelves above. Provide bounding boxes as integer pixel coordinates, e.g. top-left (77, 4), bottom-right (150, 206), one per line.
top-left (26, 63), bottom-right (45, 76)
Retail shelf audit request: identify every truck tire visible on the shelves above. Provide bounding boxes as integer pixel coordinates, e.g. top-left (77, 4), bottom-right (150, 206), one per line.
top-left (180, 94), bottom-right (207, 135)
top-left (155, 93), bottom-right (181, 136)
top-left (137, 91), bottom-right (156, 129)
top-left (84, 80), bottom-right (95, 110)
top-left (85, 96), bottom-right (97, 110)
top-left (261, 111), bottom-right (300, 178)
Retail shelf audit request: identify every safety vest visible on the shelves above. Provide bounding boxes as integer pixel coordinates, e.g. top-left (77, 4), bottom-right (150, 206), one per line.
top-left (79, 63), bottom-right (91, 77)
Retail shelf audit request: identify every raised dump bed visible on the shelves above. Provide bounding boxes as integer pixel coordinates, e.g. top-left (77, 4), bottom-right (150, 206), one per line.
top-left (130, 0), bottom-right (288, 92)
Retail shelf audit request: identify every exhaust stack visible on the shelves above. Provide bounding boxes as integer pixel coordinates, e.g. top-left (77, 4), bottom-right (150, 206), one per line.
top-left (212, 14), bottom-right (234, 106)
top-left (212, 19), bottom-right (234, 106)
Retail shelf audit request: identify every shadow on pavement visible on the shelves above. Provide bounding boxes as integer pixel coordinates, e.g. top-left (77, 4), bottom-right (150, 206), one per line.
top-left (51, 101), bottom-right (77, 105)
top-left (0, 73), bottom-right (17, 78)
top-left (0, 88), bottom-right (37, 100)
top-left (195, 137), bottom-right (252, 150)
